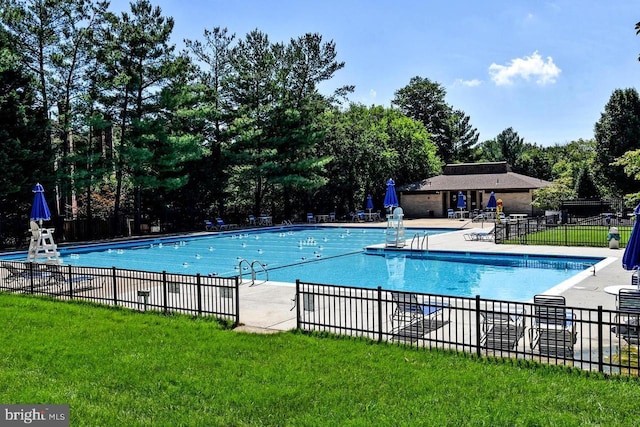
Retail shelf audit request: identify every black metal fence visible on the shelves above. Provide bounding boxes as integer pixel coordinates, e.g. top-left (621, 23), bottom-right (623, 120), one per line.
top-left (495, 217), bottom-right (630, 247)
top-left (295, 280), bottom-right (640, 377)
top-left (0, 261), bottom-right (239, 325)
top-left (561, 199), bottom-right (626, 219)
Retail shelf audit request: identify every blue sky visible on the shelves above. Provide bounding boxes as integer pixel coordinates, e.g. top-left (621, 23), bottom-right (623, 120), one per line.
top-left (109, 0), bottom-right (639, 147)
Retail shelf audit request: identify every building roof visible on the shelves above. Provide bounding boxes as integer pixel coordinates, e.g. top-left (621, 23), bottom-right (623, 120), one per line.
top-left (443, 161), bottom-right (511, 175)
top-left (400, 162), bottom-right (552, 192)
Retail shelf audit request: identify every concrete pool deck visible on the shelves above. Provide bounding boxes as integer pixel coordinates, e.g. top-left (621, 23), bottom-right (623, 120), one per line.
top-left (235, 218), bottom-right (630, 333)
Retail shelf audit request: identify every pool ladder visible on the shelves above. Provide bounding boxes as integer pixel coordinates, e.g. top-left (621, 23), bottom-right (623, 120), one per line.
top-left (410, 232), bottom-right (429, 252)
top-left (238, 258), bottom-right (269, 286)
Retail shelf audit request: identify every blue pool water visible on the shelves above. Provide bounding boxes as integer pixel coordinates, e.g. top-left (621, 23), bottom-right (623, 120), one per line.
top-left (7, 226), bottom-right (602, 300)
top-left (268, 251), bottom-right (599, 301)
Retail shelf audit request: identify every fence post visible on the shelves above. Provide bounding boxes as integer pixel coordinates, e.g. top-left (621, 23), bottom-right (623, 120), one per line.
top-left (196, 274), bottom-right (202, 316)
top-left (28, 262), bottom-right (34, 294)
top-left (597, 305), bottom-right (604, 373)
top-left (475, 295), bottom-right (482, 357)
top-left (111, 267), bottom-right (118, 307)
top-left (377, 286), bottom-right (383, 343)
top-left (162, 271), bottom-right (168, 314)
top-left (67, 264), bottom-right (74, 299)
top-left (295, 279), bottom-right (300, 330)
top-left (234, 276), bottom-right (240, 327)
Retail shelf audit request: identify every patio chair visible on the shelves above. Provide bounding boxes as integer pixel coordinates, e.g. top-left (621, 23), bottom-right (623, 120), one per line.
top-left (447, 209), bottom-right (455, 219)
top-left (247, 215), bottom-right (256, 226)
top-left (204, 220), bottom-right (215, 231)
top-left (216, 218), bottom-right (237, 230)
top-left (612, 289), bottom-right (640, 345)
top-left (480, 302), bottom-right (525, 351)
top-left (463, 228), bottom-right (495, 241)
top-left (328, 212), bottom-right (336, 222)
top-left (389, 291), bottom-right (449, 342)
top-left (0, 262), bottom-right (50, 287)
top-left (45, 265), bottom-right (104, 294)
top-left (1, 263), bottom-right (31, 283)
top-left (529, 295), bottom-right (577, 358)
top-left (307, 213), bottom-right (316, 224)
top-left (259, 214), bottom-right (273, 226)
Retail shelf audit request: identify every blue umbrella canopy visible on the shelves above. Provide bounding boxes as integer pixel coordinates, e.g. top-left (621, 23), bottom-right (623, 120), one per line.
top-left (383, 179), bottom-right (399, 209)
top-left (366, 194), bottom-right (374, 212)
top-left (622, 203), bottom-right (640, 271)
top-left (456, 191), bottom-right (466, 210)
top-left (30, 183), bottom-right (51, 226)
top-left (486, 191), bottom-right (497, 210)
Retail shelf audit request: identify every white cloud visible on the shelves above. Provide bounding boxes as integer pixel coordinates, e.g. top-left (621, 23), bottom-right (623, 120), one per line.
top-left (454, 78), bottom-right (482, 87)
top-left (488, 51), bottom-right (561, 86)
top-left (369, 89), bottom-right (377, 99)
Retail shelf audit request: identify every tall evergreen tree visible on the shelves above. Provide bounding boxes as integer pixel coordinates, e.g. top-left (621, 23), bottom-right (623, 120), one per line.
top-left (594, 88), bottom-right (640, 196)
top-left (0, 27), bottom-right (51, 242)
top-left (50, 0), bottom-right (109, 219)
top-left (225, 30), bottom-right (343, 219)
top-left (1, 0), bottom-right (75, 215)
top-left (269, 33), bottom-right (343, 218)
top-left (100, 0), bottom-right (198, 234)
top-left (184, 27), bottom-right (236, 218)
top-left (574, 166), bottom-right (601, 199)
top-left (445, 109), bottom-right (479, 163)
top-left (496, 127), bottom-right (525, 168)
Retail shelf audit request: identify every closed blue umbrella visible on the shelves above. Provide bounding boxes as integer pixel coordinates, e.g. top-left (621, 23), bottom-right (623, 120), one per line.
top-left (30, 183), bottom-right (51, 227)
top-left (383, 179), bottom-right (399, 213)
top-left (622, 203), bottom-right (640, 271)
top-left (486, 192), bottom-right (497, 210)
top-left (366, 194), bottom-right (374, 214)
top-left (456, 191), bottom-right (466, 210)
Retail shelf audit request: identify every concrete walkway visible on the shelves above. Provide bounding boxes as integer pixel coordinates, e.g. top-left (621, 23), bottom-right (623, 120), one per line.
top-left (235, 218), bottom-right (629, 333)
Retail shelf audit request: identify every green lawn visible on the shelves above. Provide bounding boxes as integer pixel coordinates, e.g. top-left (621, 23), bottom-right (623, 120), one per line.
top-left (1, 293), bottom-right (639, 426)
top-left (504, 225), bottom-right (633, 247)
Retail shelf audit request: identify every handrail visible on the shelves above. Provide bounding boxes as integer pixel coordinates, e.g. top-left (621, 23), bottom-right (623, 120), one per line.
top-left (238, 258), bottom-right (269, 286)
top-left (250, 260), bottom-right (269, 286)
top-left (409, 232), bottom-right (429, 251)
top-left (410, 233), bottom-right (420, 251)
top-left (237, 258), bottom-right (252, 284)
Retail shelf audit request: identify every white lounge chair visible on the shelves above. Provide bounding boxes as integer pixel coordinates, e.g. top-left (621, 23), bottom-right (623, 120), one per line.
top-left (463, 228), bottom-right (495, 241)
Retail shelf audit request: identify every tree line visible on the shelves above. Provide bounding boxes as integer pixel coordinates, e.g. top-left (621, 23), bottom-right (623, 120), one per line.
top-left (1, 0), bottom-right (639, 243)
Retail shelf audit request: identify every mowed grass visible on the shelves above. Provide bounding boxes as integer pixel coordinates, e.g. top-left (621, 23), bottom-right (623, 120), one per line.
top-left (1, 293), bottom-right (640, 426)
top-left (505, 225), bottom-right (633, 247)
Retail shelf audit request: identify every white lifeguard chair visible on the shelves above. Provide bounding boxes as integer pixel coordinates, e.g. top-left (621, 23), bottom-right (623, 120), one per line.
top-left (385, 207), bottom-right (406, 248)
top-left (27, 221), bottom-right (60, 264)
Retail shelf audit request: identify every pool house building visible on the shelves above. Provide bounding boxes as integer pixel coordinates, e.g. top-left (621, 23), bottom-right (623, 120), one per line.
top-left (399, 161), bottom-right (552, 218)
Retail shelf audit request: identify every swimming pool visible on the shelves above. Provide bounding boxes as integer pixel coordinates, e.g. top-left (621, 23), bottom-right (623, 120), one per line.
top-left (52, 227), bottom-right (449, 275)
top-left (4, 226), bottom-right (602, 300)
